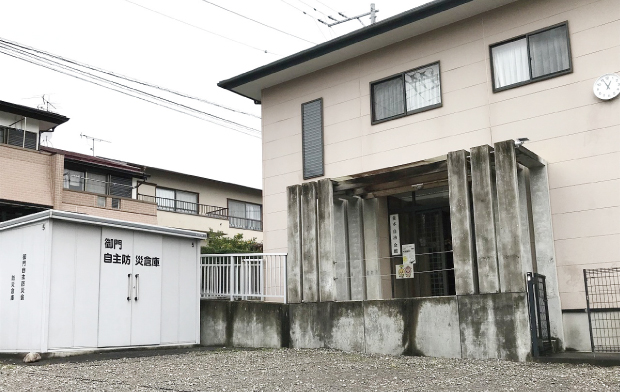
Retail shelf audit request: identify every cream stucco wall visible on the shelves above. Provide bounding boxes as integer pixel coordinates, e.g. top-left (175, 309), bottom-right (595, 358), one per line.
top-left (260, 0), bottom-right (620, 311)
top-left (143, 168), bottom-right (263, 242)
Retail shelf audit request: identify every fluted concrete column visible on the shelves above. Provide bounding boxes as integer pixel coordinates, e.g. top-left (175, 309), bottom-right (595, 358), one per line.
top-left (346, 197), bottom-right (366, 300)
top-left (517, 167), bottom-right (535, 276)
top-left (333, 198), bottom-right (351, 301)
top-left (301, 182), bottom-right (319, 302)
top-left (447, 150), bottom-right (477, 295)
top-left (470, 145), bottom-right (500, 294)
top-left (317, 179), bottom-right (336, 302)
top-left (286, 185), bottom-right (302, 303)
top-left (494, 140), bottom-right (525, 293)
top-left (530, 164), bottom-right (565, 346)
top-left (363, 198), bottom-right (390, 300)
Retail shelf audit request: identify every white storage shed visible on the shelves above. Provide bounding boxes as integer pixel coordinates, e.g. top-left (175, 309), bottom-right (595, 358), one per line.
top-left (0, 210), bottom-right (206, 353)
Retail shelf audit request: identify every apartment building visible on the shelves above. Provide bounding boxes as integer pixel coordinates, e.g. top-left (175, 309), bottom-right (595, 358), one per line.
top-left (0, 100), bottom-right (263, 239)
top-left (0, 100), bottom-right (156, 224)
top-left (217, 0), bottom-right (620, 360)
top-left (137, 167), bottom-right (263, 242)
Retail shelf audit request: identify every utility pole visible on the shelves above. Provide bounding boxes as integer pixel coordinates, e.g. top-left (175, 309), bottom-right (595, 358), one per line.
top-left (319, 4), bottom-right (379, 28)
top-left (80, 133), bottom-right (111, 157)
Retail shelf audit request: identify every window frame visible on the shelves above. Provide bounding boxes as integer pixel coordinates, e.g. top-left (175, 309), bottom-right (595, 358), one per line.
top-left (155, 186), bottom-right (199, 214)
top-left (370, 61), bottom-right (443, 125)
top-left (0, 126), bottom-right (38, 150)
top-left (227, 198), bottom-right (263, 231)
top-left (301, 97), bottom-right (325, 180)
top-left (489, 21), bottom-right (573, 93)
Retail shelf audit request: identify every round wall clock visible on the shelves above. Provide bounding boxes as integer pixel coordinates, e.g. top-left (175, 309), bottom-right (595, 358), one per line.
top-left (593, 73), bottom-right (620, 100)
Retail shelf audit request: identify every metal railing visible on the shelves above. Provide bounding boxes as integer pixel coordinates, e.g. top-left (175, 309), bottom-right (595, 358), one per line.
top-left (138, 194), bottom-right (229, 219)
top-left (200, 253), bottom-right (287, 302)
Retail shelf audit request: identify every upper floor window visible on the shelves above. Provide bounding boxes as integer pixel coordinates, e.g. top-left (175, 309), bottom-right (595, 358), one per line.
top-left (0, 126), bottom-right (37, 150)
top-left (155, 187), bottom-right (198, 214)
top-left (228, 200), bottom-right (262, 231)
top-left (371, 62), bottom-right (442, 124)
top-left (490, 22), bottom-right (572, 92)
top-left (63, 169), bottom-right (132, 199)
top-left (302, 98), bottom-right (324, 180)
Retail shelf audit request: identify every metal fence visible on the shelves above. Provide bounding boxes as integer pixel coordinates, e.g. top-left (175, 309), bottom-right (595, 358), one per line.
top-left (200, 253), bottom-right (287, 302)
top-left (527, 272), bottom-right (553, 356)
top-left (584, 267), bottom-right (620, 352)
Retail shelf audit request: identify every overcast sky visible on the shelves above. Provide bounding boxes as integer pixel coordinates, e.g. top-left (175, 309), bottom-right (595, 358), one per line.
top-left (0, 0), bottom-right (431, 189)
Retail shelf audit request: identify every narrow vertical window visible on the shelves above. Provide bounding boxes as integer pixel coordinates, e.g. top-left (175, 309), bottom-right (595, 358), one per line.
top-left (302, 98), bottom-right (324, 179)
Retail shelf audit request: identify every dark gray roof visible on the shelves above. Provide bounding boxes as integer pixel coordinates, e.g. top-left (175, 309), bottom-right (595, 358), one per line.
top-left (0, 99), bottom-right (69, 127)
top-left (218, 0), bottom-right (516, 102)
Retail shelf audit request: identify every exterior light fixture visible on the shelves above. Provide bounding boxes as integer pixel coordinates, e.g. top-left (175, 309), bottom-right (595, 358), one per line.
top-left (514, 137), bottom-right (529, 147)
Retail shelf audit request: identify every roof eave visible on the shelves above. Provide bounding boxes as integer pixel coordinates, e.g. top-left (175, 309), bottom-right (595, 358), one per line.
top-left (217, 0), bottom-right (473, 100)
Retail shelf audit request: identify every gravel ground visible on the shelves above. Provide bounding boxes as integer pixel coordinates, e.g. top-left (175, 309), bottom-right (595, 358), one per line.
top-left (0, 348), bottom-right (619, 391)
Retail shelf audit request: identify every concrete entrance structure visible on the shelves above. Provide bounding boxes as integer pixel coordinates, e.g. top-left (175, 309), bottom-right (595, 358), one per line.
top-left (216, 0), bottom-right (620, 358)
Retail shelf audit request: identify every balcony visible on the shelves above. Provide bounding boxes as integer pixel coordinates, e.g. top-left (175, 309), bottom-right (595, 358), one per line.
top-left (138, 194), bottom-right (263, 231)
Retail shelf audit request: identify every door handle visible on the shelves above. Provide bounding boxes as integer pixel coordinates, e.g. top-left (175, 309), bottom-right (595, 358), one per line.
top-left (127, 273), bottom-right (131, 301)
top-left (134, 274), bottom-right (139, 301)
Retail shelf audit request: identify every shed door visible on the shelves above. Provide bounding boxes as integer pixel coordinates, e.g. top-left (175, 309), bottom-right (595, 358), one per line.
top-left (98, 228), bottom-right (133, 347)
top-left (130, 233), bottom-right (162, 346)
top-left (98, 229), bottom-right (163, 348)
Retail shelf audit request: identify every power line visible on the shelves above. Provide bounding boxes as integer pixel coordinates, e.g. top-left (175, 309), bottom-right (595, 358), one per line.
top-left (199, 0), bottom-right (317, 45)
top-left (0, 42), bottom-right (260, 134)
top-left (0, 37), bottom-right (261, 119)
top-left (312, 0), bottom-right (340, 14)
top-left (124, 0), bottom-right (278, 56)
top-left (292, 0), bottom-right (332, 18)
top-left (0, 46), bottom-right (260, 137)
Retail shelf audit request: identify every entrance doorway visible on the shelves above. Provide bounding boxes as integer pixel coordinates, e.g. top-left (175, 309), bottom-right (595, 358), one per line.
top-left (388, 186), bottom-right (455, 298)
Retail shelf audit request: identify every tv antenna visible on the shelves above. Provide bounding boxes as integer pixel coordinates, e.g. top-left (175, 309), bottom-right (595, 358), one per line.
top-left (37, 94), bottom-right (57, 112)
top-left (319, 3), bottom-right (378, 27)
top-left (80, 133), bottom-right (111, 157)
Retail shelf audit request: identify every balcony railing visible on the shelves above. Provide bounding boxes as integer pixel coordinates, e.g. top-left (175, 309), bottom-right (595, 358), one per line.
top-left (137, 194), bottom-right (263, 230)
top-left (138, 194), bottom-right (229, 219)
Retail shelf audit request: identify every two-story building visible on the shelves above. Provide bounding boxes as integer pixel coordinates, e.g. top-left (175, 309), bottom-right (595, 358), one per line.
top-left (0, 100), bottom-right (263, 243)
top-left (136, 166), bottom-right (263, 243)
top-left (0, 100), bottom-right (157, 224)
top-left (218, 0), bottom-right (620, 360)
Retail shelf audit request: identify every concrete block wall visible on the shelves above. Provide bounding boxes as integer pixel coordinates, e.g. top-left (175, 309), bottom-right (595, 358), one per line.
top-left (201, 293), bottom-right (531, 361)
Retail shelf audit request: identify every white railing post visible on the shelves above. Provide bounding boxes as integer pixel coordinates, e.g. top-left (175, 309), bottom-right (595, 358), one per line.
top-left (260, 256), bottom-right (265, 301)
top-left (283, 255), bottom-right (287, 304)
top-left (229, 255), bottom-right (234, 301)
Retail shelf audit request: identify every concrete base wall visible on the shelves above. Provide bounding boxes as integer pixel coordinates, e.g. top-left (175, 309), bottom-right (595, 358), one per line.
top-left (201, 293), bottom-right (532, 361)
top-left (562, 312), bottom-right (592, 352)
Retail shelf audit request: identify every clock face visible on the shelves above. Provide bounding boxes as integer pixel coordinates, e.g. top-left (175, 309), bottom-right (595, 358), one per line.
top-left (593, 74), bottom-right (620, 100)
